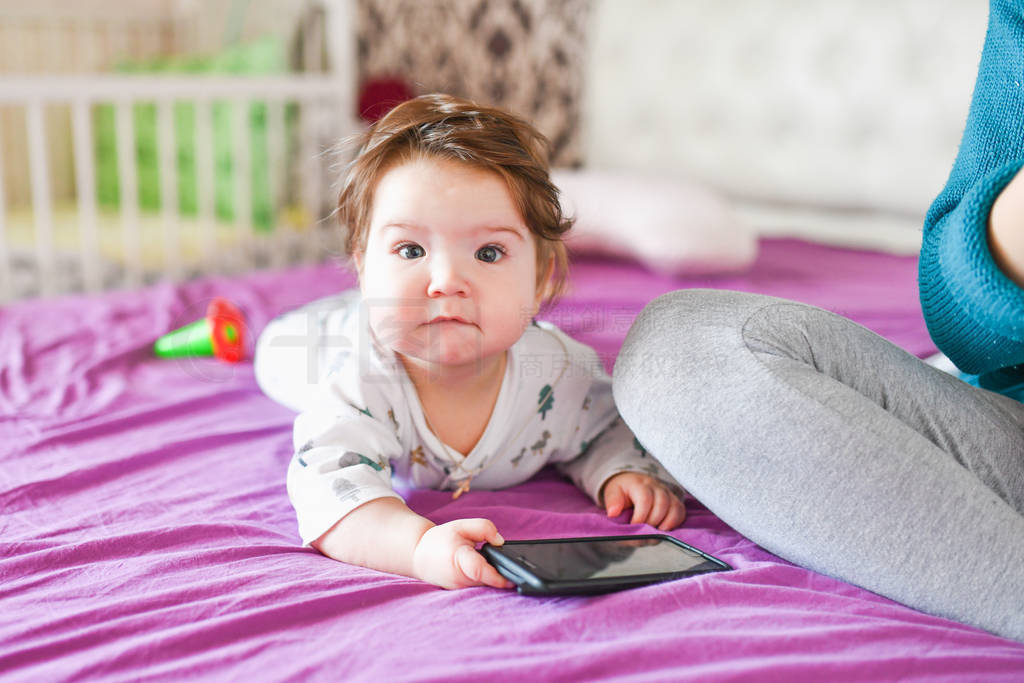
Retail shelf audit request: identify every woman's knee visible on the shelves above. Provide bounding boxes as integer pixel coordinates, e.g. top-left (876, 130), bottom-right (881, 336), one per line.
top-left (614, 289), bottom-right (779, 389)
top-left (613, 291), bottom-right (762, 440)
top-left (611, 289), bottom-right (835, 453)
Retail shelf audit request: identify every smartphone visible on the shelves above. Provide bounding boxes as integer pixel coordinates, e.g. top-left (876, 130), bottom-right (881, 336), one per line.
top-left (480, 534), bottom-right (731, 595)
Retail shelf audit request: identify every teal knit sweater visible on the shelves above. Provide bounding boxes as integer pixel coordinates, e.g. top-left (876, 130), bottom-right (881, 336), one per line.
top-left (919, 0), bottom-right (1024, 400)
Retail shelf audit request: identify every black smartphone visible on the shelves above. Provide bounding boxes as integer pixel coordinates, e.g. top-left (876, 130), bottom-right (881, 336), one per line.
top-left (480, 534), bottom-right (731, 595)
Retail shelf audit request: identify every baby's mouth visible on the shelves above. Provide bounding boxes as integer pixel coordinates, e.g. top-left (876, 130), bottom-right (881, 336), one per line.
top-left (427, 314), bottom-right (473, 325)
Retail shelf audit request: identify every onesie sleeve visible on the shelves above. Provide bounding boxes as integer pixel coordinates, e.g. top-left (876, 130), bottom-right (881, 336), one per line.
top-left (286, 374), bottom-right (405, 546)
top-left (918, 0), bottom-right (1024, 378)
top-left (555, 364), bottom-right (685, 506)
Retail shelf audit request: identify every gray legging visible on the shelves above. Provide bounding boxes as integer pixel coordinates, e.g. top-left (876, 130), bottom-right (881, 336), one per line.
top-left (612, 289), bottom-right (1024, 642)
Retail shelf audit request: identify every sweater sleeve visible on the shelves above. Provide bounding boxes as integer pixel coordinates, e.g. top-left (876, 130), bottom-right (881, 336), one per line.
top-left (919, 0), bottom-right (1024, 378)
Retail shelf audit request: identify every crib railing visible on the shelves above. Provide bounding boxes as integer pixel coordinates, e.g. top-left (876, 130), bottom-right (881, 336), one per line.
top-left (0, 73), bottom-right (357, 303)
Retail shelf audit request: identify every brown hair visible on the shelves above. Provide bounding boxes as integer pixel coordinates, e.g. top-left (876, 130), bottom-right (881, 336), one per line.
top-left (336, 93), bottom-right (572, 302)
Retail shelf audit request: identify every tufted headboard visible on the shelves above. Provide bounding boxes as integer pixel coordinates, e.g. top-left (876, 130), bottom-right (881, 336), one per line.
top-left (581, 0), bottom-right (987, 252)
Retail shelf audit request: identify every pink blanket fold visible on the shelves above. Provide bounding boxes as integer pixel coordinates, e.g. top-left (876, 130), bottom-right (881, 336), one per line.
top-left (3, 239), bottom-right (1022, 682)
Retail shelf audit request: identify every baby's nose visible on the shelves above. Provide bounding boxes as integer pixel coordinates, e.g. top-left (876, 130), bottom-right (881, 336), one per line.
top-left (427, 256), bottom-right (470, 297)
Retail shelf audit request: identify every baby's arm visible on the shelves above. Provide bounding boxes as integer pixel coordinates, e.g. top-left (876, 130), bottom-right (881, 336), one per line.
top-left (289, 370), bottom-right (510, 589)
top-left (311, 498), bottom-right (512, 590)
top-left (558, 416), bottom-right (687, 531)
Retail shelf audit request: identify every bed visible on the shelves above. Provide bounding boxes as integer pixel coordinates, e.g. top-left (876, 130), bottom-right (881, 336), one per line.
top-left (4, 0), bottom-right (1024, 680)
top-left (4, 239), bottom-right (1024, 682)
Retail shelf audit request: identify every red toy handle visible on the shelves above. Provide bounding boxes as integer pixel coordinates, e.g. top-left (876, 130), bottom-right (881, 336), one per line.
top-left (208, 297), bottom-right (245, 362)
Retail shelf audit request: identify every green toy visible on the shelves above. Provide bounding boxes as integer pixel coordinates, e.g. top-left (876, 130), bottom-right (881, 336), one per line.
top-left (154, 297), bottom-right (245, 363)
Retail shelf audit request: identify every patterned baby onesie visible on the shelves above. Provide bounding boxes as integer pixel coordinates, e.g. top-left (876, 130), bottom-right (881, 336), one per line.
top-left (258, 293), bottom-right (683, 546)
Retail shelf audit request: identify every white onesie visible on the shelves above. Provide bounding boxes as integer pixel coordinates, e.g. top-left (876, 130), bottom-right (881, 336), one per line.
top-left (254, 292), bottom-right (682, 546)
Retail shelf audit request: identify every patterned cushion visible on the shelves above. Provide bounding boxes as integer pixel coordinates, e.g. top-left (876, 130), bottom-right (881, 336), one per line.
top-left (355, 0), bottom-right (590, 167)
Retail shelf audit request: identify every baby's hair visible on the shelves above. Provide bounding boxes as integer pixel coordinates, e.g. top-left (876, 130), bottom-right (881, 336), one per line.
top-left (336, 93), bottom-right (572, 303)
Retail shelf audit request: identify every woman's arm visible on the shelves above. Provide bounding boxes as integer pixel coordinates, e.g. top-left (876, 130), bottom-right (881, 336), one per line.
top-left (989, 167), bottom-right (1024, 288)
top-left (311, 497), bottom-right (511, 589)
top-left (918, 0), bottom-right (1024, 376)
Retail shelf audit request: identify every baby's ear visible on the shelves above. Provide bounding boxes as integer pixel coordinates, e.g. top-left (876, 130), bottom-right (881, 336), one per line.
top-left (534, 258), bottom-right (556, 307)
top-left (351, 249), bottom-right (365, 275)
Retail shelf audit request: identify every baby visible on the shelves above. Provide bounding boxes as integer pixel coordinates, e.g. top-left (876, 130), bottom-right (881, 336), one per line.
top-left (255, 94), bottom-right (686, 590)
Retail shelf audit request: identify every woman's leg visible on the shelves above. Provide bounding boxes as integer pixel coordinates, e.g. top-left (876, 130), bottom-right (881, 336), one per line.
top-left (613, 289), bottom-right (1024, 641)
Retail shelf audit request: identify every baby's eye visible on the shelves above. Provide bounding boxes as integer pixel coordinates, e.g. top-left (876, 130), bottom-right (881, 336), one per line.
top-left (396, 243), bottom-right (425, 260)
top-left (475, 245), bottom-right (505, 263)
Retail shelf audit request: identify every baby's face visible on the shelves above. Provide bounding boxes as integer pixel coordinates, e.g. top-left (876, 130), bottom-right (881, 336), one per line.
top-left (357, 156), bottom-right (542, 373)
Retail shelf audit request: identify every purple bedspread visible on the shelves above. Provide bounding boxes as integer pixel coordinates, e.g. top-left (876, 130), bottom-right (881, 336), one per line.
top-left (3, 239), bottom-right (1022, 681)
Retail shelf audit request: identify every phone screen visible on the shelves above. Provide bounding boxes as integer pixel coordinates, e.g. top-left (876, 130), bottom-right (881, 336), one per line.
top-left (503, 537), bottom-right (724, 580)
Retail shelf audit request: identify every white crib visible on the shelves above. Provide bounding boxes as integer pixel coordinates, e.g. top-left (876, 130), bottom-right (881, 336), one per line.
top-left (0, 0), bottom-right (359, 303)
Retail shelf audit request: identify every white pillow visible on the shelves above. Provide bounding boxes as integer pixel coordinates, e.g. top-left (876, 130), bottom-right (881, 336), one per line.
top-left (552, 169), bottom-right (757, 274)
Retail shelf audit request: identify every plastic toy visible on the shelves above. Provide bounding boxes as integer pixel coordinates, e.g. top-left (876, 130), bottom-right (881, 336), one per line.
top-left (154, 297), bottom-right (246, 362)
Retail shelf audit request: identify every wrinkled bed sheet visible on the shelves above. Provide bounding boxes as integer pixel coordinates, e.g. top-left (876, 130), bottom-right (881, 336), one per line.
top-left (3, 239), bottom-right (1023, 681)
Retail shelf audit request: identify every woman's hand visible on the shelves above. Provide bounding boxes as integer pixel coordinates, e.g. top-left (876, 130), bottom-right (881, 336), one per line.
top-left (412, 518), bottom-right (513, 590)
top-left (602, 472), bottom-right (687, 530)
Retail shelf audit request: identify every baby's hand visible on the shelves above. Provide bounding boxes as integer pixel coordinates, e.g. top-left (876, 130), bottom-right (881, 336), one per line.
top-left (412, 518), bottom-right (514, 590)
top-left (602, 472), bottom-right (687, 530)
